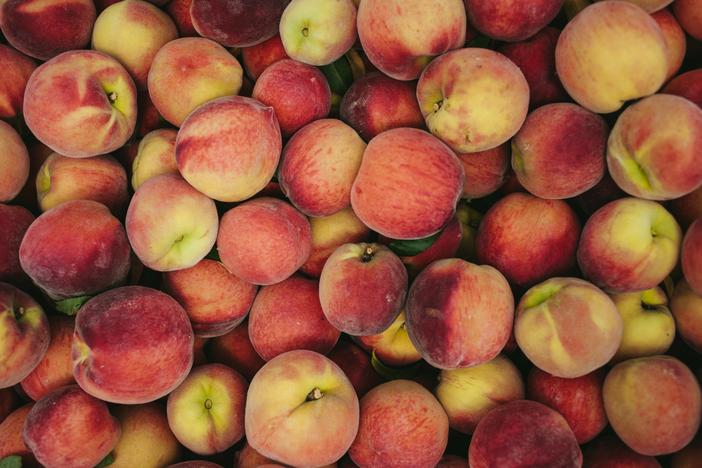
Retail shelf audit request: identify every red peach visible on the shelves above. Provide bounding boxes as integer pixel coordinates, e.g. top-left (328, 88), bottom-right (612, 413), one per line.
top-left (671, 279), bottom-right (702, 353)
top-left (208, 321), bottom-right (265, 380)
top-left (583, 434), bottom-right (662, 468)
top-left (0, 44), bottom-right (36, 120)
top-left (234, 441), bottom-right (279, 468)
top-left (241, 34), bottom-right (289, 79)
top-left (0, 404), bottom-right (36, 466)
top-left (674, 0), bottom-right (702, 40)
top-left (456, 144), bottom-right (510, 199)
top-left (0, 120), bottom-right (29, 202)
top-left (166, 0), bottom-right (197, 36)
top-left (0, 204), bottom-right (33, 282)
top-left (465, 0), bottom-right (565, 42)
top-left (664, 69), bottom-right (702, 108)
top-left (682, 218), bottom-right (702, 294)
top-left (328, 340), bottom-right (383, 397)
top-left (652, 8), bottom-right (687, 80)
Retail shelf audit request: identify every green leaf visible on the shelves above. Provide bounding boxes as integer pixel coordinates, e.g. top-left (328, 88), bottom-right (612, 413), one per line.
top-left (320, 55), bottom-right (354, 96)
top-left (54, 295), bottom-right (92, 316)
top-left (205, 246), bottom-right (221, 262)
top-left (387, 231), bottom-right (443, 257)
top-left (0, 456), bottom-right (22, 468)
top-left (371, 351), bottom-right (422, 380)
top-left (466, 34), bottom-right (495, 50)
top-left (94, 452), bottom-right (115, 468)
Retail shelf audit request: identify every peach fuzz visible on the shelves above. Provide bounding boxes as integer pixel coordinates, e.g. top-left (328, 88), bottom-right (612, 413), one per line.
top-left (349, 379), bottom-right (448, 468)
top-left (465, 0), bottom-right (565, 42)
top-left (300, 207), bottom-right (370, 278)
top-left (0, 0), bottom-right (95, 60)
top-left (328, 340), bottom-right (383, 397)
top-left (0, 404), bottom-right (35, 466)
top-left (603, 355), bottom-right (702, 455)
top-left (252, 59), bottom-right (331, 137)
top-left (583, 434), bottom-right (662, 467)
top-left (468, 400), bottom-right (582, 468)
top-left (406, 258), bottom-right (514, 369)
top-left (23, 385), bottom-right (120, 468)
top-left (320, 243), bottom-right (407, 336)
top-left (241, 34), bottom-right (288, 79)
top-left (148, 37), bottom-right (243, 127)
top-left (248, 275), bottom-right (340, 360)
top-left (208, 321), bottom-right (265, 381)
top-left (217, 197), bottom-right (311, 286)
top-left (512, 103), bottom-right (608, 199)
top-left (652, 9), bottom-right (687, 80)
top-left (175, 95), bottom-right (281, 202)
top-left (279, 119), bottom-right (365, 217)
top-left (671, 279), bottom-right (702, 353)
top-left (245, 350), bottom-right (359, 468)
top-left (19, 200), bottom-right (131, 299)
top-left (111, 403), bottom-right (181, 468)
top-left (357, 0), bottom-right (466, 80)
top-left (166, 0), bottom-right (197, 36)
top-left (607, 94), bottom-right (702, 200)
top-left (683, 219), bottom-right (702, 294)
top-left (0, 205), bottom-right (32, 283)
top-left (475, 193), bottom-right (581, 287)
top-left (164, 259), bottom-right (257, 338)
top-left (0, 120), bottom-right (29, 202)
top-left (72, 286), bottom-right (194, 404)
top-left (555, 1), bottom-right (668, 113)
top-left (0, 44), bottom-right (35, 120)
top-left (23, 50), bottom-right (137, 158)
top-left (674, 0), bottom-right (702, 40)
top-left (457, 144), bottom-right (510, 199)
top-left (131, 128), bottom-right (178, 190)
top-left (601, 0), bottom-right (672, 11)
top-left (20, 315), bottom-right (75, 401)
top-left (515, 277), bottom-right (623, 378)
top-left (191, 0), bottom-right (288, 47)
top-left (339, 72), bottom-right (425, 142)
top-left (435, 355), bottom-right (525, 434)
top-left (350, 128), bottom-right (464, 240)
top-left (664, 69), bottom-right (702, 108)
top-left (416, 48), bottom-right (529, 153)
top-left (577, 197), bottom-right (681, 292)
top-left (36, 152), bottom-right (128, 214)
top-left (126, 174), bottom-right (219, 272)
top-left (356, 310), bottom-right (422, 367)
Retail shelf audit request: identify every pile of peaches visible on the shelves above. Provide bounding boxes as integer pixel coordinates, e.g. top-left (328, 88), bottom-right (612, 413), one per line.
top-left (1, 0), bottom-right (702, 467)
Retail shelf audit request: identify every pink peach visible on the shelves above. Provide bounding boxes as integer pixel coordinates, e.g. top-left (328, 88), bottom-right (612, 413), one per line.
top-left (465, 0), bottom-right (565, 42)
top-left (0, 120), bottom-right (29, 202)
top-left (241, 34), bottom-right (289, 79)
top-left (0, 44), bottom-right (36, 120)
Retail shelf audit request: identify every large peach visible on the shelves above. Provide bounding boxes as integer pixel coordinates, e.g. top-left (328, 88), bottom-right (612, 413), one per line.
top-left (208, 321), bottom-right (265, 380)
top-left (0, 204), bottom-right (33, 282)
top-left (406, 258), bottom-right (514, 369)
top-left (682, 218), bottom-right (702, 294)
top-left (176, 95), bottom-right (281, 202)
top-left (674, 0), bottom-right (702, 40)
top-left (671, 279), bottom-right (702, 353)
top-left (245, 350), bottom-right (359, 467)
top-left (241, 34), bottom-right (288, 79)
top-left (652, 8), bottom-right (687, 80)
top-left (0, 44), bottom-right (36, 120)
top-left (350, 128), bottom-right (464, 240)
top-left (555, 1), bottom-right (668, 113)
top-left (417, 47), bottom-right (530, 153)
top-left (72, 286), bottom-right (194, 404)
top-left (349, 379), bottom-right (448, 468)
top-left (0, 120), bottom-right (29, 202)
top-left (457, 145), bottom-right (510, 199)
top-left (664, 69), bottom-right (702, 108)
top-left (355, 310), bottom-right (422, 367)
top-left (357, 0), bottom-right (466, 80)
top-left (465, 0), bottom-right (565, 42)
top-left (603, 355), bottom-right (702, 455)
top-left (131, 128), bottom-right (178, 190)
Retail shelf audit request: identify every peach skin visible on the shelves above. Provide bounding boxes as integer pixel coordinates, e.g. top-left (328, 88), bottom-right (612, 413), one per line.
top-left (0, 120), bottom-right (29, 202)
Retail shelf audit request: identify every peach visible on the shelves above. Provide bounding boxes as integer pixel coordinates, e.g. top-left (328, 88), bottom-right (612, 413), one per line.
top-left (457, 144), bottom-right (510, 199)
top-left (498, 27), bottom-right (568, 109)
top-left (0, 0), bottom-right (95, 60)
top-left (437, 455), bottom-right (469, 467)
top-left (92, 0), bottom-right (178, 89)
top-left (583, 434), bottom-right (662, 467)
top-left (241, 34), bottom-right (288, 79)
top-left (245, 350), bottom-right (359, 467)
top-left (465, 0), bottom-right (565, 42)
top-left (166, 0), bottom-right (197, 36)
top-left (72, 286), bottom-right (194, 404)
top-left (191, 0), bottom-right (289, 47)
top-left (126, 174), bottom-right (219, 272)
top-left (527, 368), bottom-right (607, 444)
top-left (208, 321), bottom-right (265, 380)
top-left (0, 120), bottom-right (29, 202)
top-left (683, 218), bottom-right (702, 294)
top-left (357, 0), bottom-right (466, 80)
top-left (469, 400), bottom-right (582, 468)
top-left (0, 204), bottom-right (33, 282)
top-left (252, 59), bottom-right (330, 137)
top-left (652, 9), bottom-right (687, 80)
top-left (603, 355), bottom-right (702, 455)
top-left (610, 287), bottom-right (675, 361)
top-left (20, 315), bottom-right (75, 401)
top-left (36, 152), bottom-right (128, 214)
top-left (435, 355), bottom-right (525, 434)
top-left (23, 50), bottom-right (137, 158)
top-left (512, 103), bottom-right (608, 199)
top-left (416, 48), bottom-right (530, 153)
top-left (320, 243), bottom-right (407, 336)
top-left (0, 404), bottom-right (36, 466)
top-left (601, 0), bottom-right (673, 11)
top-left (349, 379), bottom-right (448, 468)
top-left (300, 207), bottom-right (371, 278)
top-left (674, 0), bottom-right (702, 40)
top-left (555, 1), bottom-right (668, 113)
top-left (136, 89), bottom-right (166, 137)
top-left (664, 69), bottom-right (702, 108)
top-left (328, 340), bottom-right (383, 397)
top-left (19, 200), bottom-right (131, 299)
top-left (577, 198), bottom-right (682, 292)
top-left (279, 0), bottom-right (357, 66)
top-left (356, 311), bottom-right (422, 367)
top-left (476, 193), bottom-right (581, 287)
top-left (573, 172), bottom-right (628, 216)
top-left (111, 403), bottom-right (181, 468)
top-left (248, 275), bottom-right (340, 360)
top-left (175, 95), bottom-right (281, 202)
top-left (131, 128), bottom-right (178, 190)
top-left (168, 462), bottom-right (223, 468)
top-left (168, 364), bottom-right (247, 455)
top-left (672, 433), bottom-right (702, 468)
top-left (515, 277), bottom-right (623, 378)
top-left (671, 279), bottom-right (702, 353)
top-left (339, 72), bottom-right (424, 142)
top-left (217, 197), bottom-right (312, 285)
top-left (13, 141), bottom-right (54, 214)
top-left (147, 37), bottom-right (243, 127)
top-left (279, 119), bottom-right (365, 217)
top-left (607, 94), bottom-right (702, 200)
top-left (0, 388), bottom-right (19, 423)
top-left (0, 44), bottom-right (36, 120)
top-left (406, 258), bottom-right (514, 369)
top-left (0, 283), bottom-right (49, 389)
top-left (23, 385), bottom-right (120, 468)
top-left (350, 128), bottom-right (464, 240)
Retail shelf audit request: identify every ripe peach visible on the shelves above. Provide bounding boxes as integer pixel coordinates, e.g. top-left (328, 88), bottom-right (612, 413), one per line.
top-left (393, 214), bottom-right (463, 278)
top-left (0, 120), bottom-right (29, 202)
top-left (0, 44), bottom-right (36, 120)
top-left (682, 218), bottom-right (702, 294)
top-left (0, 404), bottom-right (35, 466)
top-left (0, 204), bottom-right (33, 282)
top-left (664, 69), bottom-right (702, 108)
top-left (583, 434), bottom-right (662, 467)
top-left (652, 8), bottom-right (687, 80)
top-left (241, 34), bottom-right (288, 79)
top-left (131, 128), bottom-right (178, 190)
top-left (674, 0), bottom-right (702, 40)
top-left (465, 0), bottom-right (564, 42)
top-left (328, 340), bottom-right (383, 397)
top-left (208, 321), bottom-right (265, 381)
top-left (671, 279), bottom-right (702, 353)
top-left (165, 0), bottom-right (197, 36)
top-left (457, 145), bottom-right (510, 199)
top-left (355, 311), bottom-right (422, 367)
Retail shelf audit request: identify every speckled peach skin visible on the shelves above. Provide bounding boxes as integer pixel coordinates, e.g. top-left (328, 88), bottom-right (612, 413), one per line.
top-left (0, 404), bottom-right (36, 466)
top-left (457, 145), bottom-right (510, 199)
top-left (0, 44), bottom-right (36, 120)
top-left (682, 219), bottom-right (702, 295)
top-left (465, 0), bottom-right (564, 42)
top-left (0, 120), bottom-right (29, 202)
top-left (241, 34), bottom-right (289, 79)
top-left (0, 204), bottom-right (34, 282)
